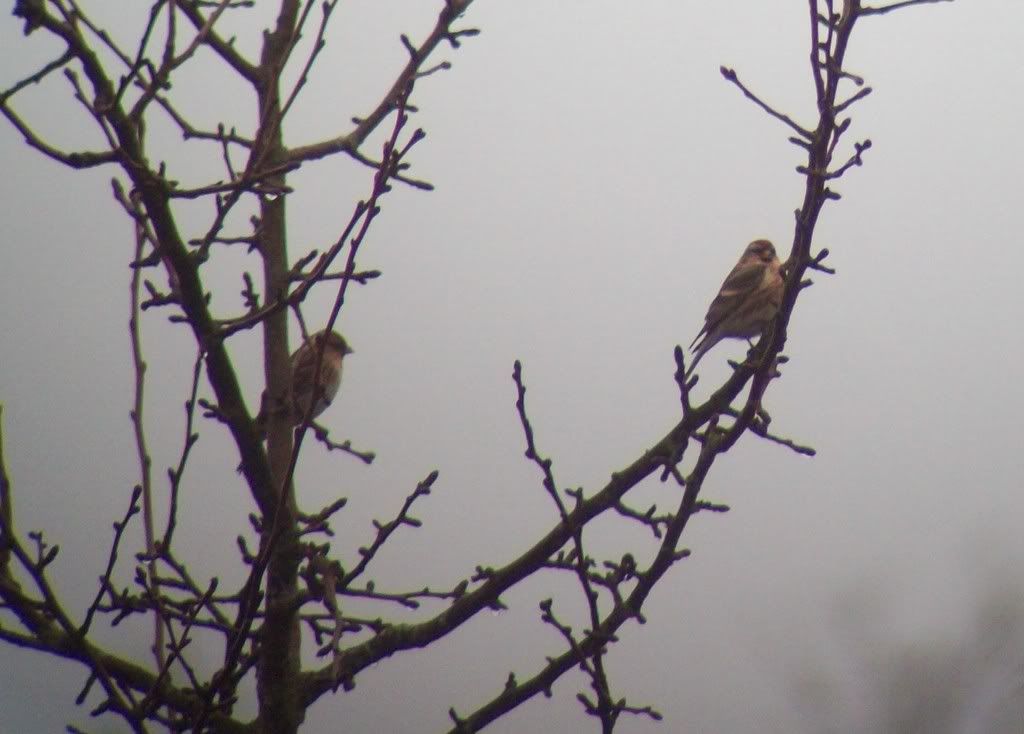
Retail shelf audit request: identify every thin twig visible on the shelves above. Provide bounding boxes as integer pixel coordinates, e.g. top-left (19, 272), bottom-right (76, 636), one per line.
top-left (128, 221), bottom-right (166, 668)
top-left (720, 66), bottom-right (813, 140)
top-left (859, 0), bottom-right (954, 16)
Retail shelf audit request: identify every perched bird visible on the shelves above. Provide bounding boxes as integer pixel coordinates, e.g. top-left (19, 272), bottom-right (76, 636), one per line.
top-left (686, 239), bottom-right (784, 377)
top-left (255, 330), bottom-right (353, 437)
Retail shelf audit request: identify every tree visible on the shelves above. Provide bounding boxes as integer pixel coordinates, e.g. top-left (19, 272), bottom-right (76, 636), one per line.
top-left (0, 1), bottom-right (957, 732)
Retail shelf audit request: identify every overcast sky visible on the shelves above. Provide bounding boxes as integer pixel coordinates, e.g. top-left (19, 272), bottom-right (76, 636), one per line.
top-left (2, 1), bottom-right (1024, 732)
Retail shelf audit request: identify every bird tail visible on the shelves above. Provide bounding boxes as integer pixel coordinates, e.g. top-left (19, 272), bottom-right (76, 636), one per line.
top-left (685, 333), bottom-right (717, 379)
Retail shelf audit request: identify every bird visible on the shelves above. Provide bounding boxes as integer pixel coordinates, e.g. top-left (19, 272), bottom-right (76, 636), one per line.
top-left (255, 329), bottom-right (353, 438)
top-left (686, 239), bottom-right (784, 378)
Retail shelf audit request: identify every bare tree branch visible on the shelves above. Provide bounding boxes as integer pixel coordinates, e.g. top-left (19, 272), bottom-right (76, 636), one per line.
top-left (860, 0), bottom-right (954, 16)
top-left (0, 0), bottom-right (958, 730)
top-left (284, 0), bottom-right (477, 166)
top-left (720, 66), bottom-right (813, 140)
top-left (177, 0), bottom-right (259, 82)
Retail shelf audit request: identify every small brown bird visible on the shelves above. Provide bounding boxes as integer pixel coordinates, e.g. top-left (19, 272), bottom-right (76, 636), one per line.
top-left (256, 330), bottom-right (353, 437)
top-left (686, 239), bottom-right (784, 377)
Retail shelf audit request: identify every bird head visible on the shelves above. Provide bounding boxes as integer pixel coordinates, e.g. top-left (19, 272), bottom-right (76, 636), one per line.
top-left (746, 239), bottom-right (777, 264)
top-left (316, 330), bottom-right (354, 356)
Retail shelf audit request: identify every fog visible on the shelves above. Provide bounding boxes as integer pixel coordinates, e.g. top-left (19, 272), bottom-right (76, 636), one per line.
top-left (2, 1), bottom-right (1023, 732)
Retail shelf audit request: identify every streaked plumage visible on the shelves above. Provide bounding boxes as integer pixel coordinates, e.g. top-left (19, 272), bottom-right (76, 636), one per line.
top-left (256, 330), bottom-right (352, 436)
top-left (686, 239), bottom-right (784, 377)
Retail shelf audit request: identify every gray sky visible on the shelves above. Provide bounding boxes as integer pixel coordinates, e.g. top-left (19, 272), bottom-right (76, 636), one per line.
top-left (2, 1), bottom-right (1024, 732)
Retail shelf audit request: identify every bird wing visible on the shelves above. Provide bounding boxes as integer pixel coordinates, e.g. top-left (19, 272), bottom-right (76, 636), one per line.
top-left (291, 339), bottom-right (343, 420)
top-left (290, 340), bottom-right (318, 393)
top-left (689, 260), bottom-right (766, 348)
